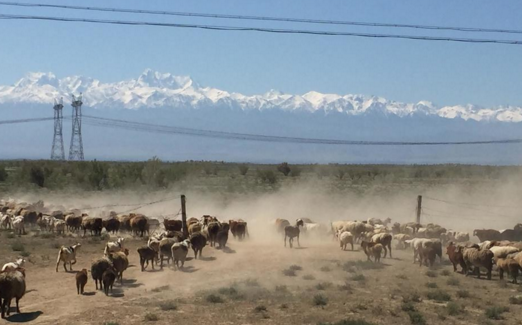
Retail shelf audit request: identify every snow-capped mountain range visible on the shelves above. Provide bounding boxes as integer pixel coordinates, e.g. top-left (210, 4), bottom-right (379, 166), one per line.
top-left (0, 69), bottom-right (521, 122)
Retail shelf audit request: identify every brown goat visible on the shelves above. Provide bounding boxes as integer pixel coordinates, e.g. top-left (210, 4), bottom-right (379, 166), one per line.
top-left (76, 269), bottom-right (88, 295)
top-left (419, 242), bottom-right (437, 267)
top-left (496, 257), bottom-right (521, 284)
top-left (361, 241), bottom-right (383, 263)
top-left (446, 242), bottom-right (466, 273)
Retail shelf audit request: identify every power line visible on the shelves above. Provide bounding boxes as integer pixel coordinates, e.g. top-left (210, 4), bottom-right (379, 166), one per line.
top-left (0, 117), bottom-right (58, 125)
top-left (424, 196), bottom-right (520, 209)
top-left (81, 115), bottom-right (522, 146)
top-left (1, 1), bottom-right (522, 35)
top-left (2, 14), bottom-right (522, 46)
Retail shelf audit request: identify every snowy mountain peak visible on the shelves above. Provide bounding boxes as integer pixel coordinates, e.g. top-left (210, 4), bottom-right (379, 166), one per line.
top-left (136, 69), bottom-right (195, 89)
top-left (0, 70), bottom-right (520, 122)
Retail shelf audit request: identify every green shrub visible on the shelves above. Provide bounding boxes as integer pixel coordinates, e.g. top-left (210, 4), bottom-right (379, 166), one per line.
top-left (315, 282), bottom-right (332, 290)
top-left (446, 301), bottom-right (465, 316)
top-left (407, 311), bottom-right (426, 325)
top-left (446, 277), bottom-right (459, 286)
top-left (485, 306), bottom-right (509, 320)
top-left (425, 282), bottom-right (438, 289)
top-left (144, 313), bottom-right (159, 321)
top-left (254, 305), bottom-right (267, 313)
top-left (425, 270), bottom-right (437, 278)
top-left (509, 295), bottom-right (522, 305)
top-left (239, 165), bottom-right (249, 176)
top-left (351, 274), bottom-right (366, 282)
top-left (303, 274), bottom-right (315, 280)
top-left (159, 301), bottom-right (177, 311)
top-left (206, 294), bottom-right (224, 303)
top-left (426, 290), bottom-right (451, 302)
top-left (313, 294), bottom-right (328, 306)
top-left (11, 241), bottom-right (24, 252)
top-left (401, 302), bottom-right (416, 312)
top-left (456, 290), bottom-right (470, 298)
top-left (20, 251), bottom-right (30, 257)
top-left (440, 269), bottom-right (451, 276)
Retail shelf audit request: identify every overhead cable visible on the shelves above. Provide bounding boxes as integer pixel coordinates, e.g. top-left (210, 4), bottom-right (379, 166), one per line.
top-left (1, 14), bottom-right (522, 45)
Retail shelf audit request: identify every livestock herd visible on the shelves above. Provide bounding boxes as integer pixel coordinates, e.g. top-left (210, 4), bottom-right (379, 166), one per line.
top-left (1, 198), bottom-right (522, 319)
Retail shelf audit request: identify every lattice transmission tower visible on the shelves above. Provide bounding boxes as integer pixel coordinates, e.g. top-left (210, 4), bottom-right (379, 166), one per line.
top-left (50, 97), bottom-right (65, 160)
top-left (68, 93), bottom-right (84, 161)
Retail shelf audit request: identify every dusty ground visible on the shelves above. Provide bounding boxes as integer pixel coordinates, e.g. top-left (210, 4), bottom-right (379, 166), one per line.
top-left (1, 230), bottom-right (522, 325)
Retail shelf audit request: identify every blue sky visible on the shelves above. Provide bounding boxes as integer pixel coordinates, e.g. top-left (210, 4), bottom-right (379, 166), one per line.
top-left (0, 0), bottom-right (521, 107)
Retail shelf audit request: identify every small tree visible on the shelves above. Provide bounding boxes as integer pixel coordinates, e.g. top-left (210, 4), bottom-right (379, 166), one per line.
top-left (239, 165), bottom-right (249, 176)
top-left (0, 166), bottom-right (7, 182)
top-left (277, 162), bottom-right (291, 176)
top-left (30, 166), bottom-right (45, 187)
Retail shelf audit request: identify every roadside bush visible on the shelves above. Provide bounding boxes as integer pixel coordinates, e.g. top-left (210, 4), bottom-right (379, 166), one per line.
top-left (313, 294), bottom-right (328, 306)
top-left (485, 306), bottom-right (509, 320)
top-left (239, 165), bottom-right (249, 176)
top-left (277, 162), bottom-right (291, 176)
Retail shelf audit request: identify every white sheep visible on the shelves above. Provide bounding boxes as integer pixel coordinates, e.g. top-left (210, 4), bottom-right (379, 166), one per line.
top-left (171, 239), bottom-right (191, 269)
top-left (12, 216), bottom-right (25, 235)
top-left (56, 243), bottom-right (81, 272)
top-left (53, 220), bottom-right (66, 234)
top-left (406, 238), bottom-right (435, 262)
top-left (1, 258), bottom-right (25, 272)
top-left (479, 241), bottom-right (496, 250)
top-left (338, 231), bottom-right (354, 251)
top-left (490, 246), bottom-right (521, 260)
top-left (104, 237), bottom-right (125, 256)
top-left (0, 214), bottom-right (12, 229)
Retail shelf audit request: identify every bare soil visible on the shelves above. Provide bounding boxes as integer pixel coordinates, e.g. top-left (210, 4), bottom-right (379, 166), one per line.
top-left (1, 230), bottom-right (521, 325)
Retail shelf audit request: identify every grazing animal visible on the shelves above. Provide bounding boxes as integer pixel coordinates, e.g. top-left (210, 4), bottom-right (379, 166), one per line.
top-left (489, 246), bottom-right (521, 261)
top-left (190, 232), bottom-right (207, 259)
top-left (418, 242), bottom-right (437, 267)
top-left (130, 215), bottom-right (148, 237)
top-left (360, 241), bottom-right (383, 263)
top-left (137, 245), bottom-right (157, 271)
top-left (0, 214), bottom-right (12, 229)
top-left (104, 237), bottom-right (126, 256)
top-left (338, 230), bottom-right (354, 251)
top-left (0, 270), bottom-right (26, 319)
top-left (393, 234), bottom-right (412, 249)
top-left (284, 219), bottom-right (304, 248)
top-left (229, 219), bottom-right (248, 240)
top-left (275, 218), bottom-right (291, 233)
top-left (76, 269), bottom-right (88, 295)
top-left (446, 242), bottom-right (466, 273)
top-left (91, 258), bottom-right (112, 290)
top-left (102, 218), bottom-right (120, 234)
top-left (460, 246), bottom-right (494, 280)
top-left (2, 258), bottom-right (25, 272)
top-left (159, 237), bottom-right (178, 268)
top-left (371, 233), bottom-right (392, 258)
top-left (188, 222), bottom-right (202, 236)
top-left (216, 223), bottom-right (230, 249)
top-left (102, 267), bottom-right (117, 296)
top-left (171, 239), bottom-right (191, 269)
top-left (81, 217), bottom-right (103, 236)
top-left (367, 217), bottom-right (392, 226)
top-left (207, 221), bottom-right (221, 247)
top-left (496, 257), bottom-right (521, 284)
top-left (163, 218), bottom-right (182, 232)
top-left (107, 252), bottom-right (128, 285)
top-left (53, 220), bottom-right (66, 234)
top-left (56, 243), bottom-right (81, 272)
top-left (473, 229), bottom-right (502, 242)
top-left (12, 216), bottom-right (25, 235)
top-left (65, 215), bottom-right (82, 232)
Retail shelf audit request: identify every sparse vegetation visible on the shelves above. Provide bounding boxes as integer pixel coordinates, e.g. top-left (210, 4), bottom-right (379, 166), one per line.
top-left (20, 250), bottom-right (30, 257)
top-left (447, 302), bottom-right (465, 316)
top-left (315, 282), bottom-right (332, 290)
top-left (485, 306), bottom-right (509, 320)
top-left (509, 295), bottom-right (522, 305)
top-left (446, 277), bottom-right (460, 286)
top-left (283, 268), bottom-right (296, 276)
top-left (303, 274), bottom-right (315, 280)
top-left (11, 241), bottom-right (25, 251)
top-left (425, 270), bottom-right (437, 278)
top-left (456, 290), bottom-right (470, 298)
top-left (440, 269), bottom-right (451, 276)
top-left (407, 310), bottom-right (426, 325)
top-left (320, 266), bottom-right (331, 272)
top-left (274, 285), bottom-right (288, 293)
top-left (144, 313), bottom-right (159, 322)
top-left (319, 320), bottom-right (377, 325)
top-left (425, 282), bottom-right (438, 289)
top-left (159, 301), bottom-right (177, 311)
top-left (313, 294), bottom-right (328, 306)
top-left (206, 294), bottom-right (224, 303)
top-left (244, 278), bottom-right (259, 287)
top-left (289, 264), bottom-right (302, 271)
top-left (427, 290), bottom-right (451, 302)
top-left (351, 274), bottom-right (366, 282)
top-left (151, 285), bottom-right (170, 293)
top-left (254, 305), bottom-right (267, 313)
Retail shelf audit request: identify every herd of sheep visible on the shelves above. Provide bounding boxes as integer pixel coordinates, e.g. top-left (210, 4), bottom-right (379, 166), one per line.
top-left (1, 198), bottom-right (522, 319)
